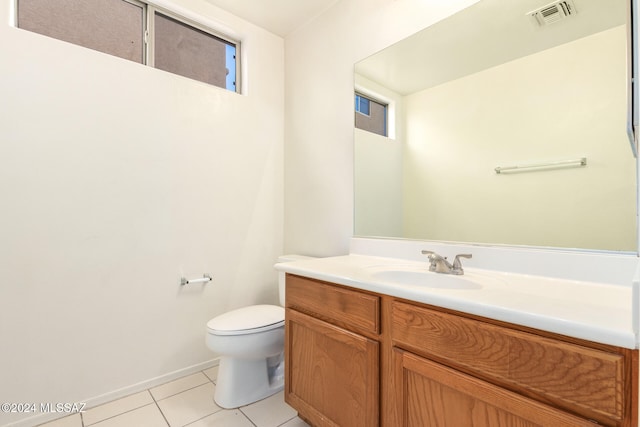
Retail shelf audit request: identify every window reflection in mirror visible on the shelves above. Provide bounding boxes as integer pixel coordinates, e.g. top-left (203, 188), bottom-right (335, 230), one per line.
top-left (355, 93), bottom-right (388, 137)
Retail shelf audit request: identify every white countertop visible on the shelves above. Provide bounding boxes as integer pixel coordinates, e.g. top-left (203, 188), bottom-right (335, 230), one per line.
top-left (275, 254), bottom-right (637, 349)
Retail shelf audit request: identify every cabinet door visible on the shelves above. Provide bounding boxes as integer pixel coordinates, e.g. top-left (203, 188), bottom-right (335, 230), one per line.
top-left (392, 301), bottom-right (627, 424)
top-left (393, 349), bottom-right (595, 427)
top-left (285, 309), bottom-right (379, 427)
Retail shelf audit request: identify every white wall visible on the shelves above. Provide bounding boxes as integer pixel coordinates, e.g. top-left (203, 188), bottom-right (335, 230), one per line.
top-left (284, 0), bottom-right (481, 256)
top-left (0, 0), bottom-right (284, 425)
top-left (402, 25), bottom-right (636, 251)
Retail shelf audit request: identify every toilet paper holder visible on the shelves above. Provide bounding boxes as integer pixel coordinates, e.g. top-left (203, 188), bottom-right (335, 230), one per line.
top-left (180, 274), bottom-right (212, 286)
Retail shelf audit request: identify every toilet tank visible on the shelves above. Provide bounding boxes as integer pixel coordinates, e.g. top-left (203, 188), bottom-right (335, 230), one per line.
top-left (277, 254), bottom-right (315, 306)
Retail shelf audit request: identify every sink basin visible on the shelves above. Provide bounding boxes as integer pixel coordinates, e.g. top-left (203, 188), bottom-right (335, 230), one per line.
top-left (370, 269), bottom-right (483, 289)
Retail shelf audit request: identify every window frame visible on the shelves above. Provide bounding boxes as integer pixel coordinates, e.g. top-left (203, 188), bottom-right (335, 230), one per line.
top-left (355, 93), bottom-right (371, 117)
top-left (13, 0), bottom-right (241, 93)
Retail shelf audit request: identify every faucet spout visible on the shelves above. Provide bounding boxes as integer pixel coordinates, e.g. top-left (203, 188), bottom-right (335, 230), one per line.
top-left (452, 254), bottom-right (472, 275)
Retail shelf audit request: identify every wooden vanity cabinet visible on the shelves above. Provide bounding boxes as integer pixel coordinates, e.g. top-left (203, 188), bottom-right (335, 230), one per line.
top-left (285, 274), bottom-right (381, 427)
top-left (284, 274), bottom-right (638, 427)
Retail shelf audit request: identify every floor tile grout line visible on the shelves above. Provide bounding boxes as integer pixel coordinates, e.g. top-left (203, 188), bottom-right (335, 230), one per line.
top-left (275, 414), bottom-right (300, 427)
top-left (152, 369), bottom-right (223, 427)
top-left (141, 368), bottom-right (217, 408)
top-left (152, 381), bottom-right (213, 403)
top-left (148, 369), bottom-right (216, 402)
top-left (178, 407), bottom-right (240, 427)
top-left (79, 389), bottom-right (156, 427)
top-left (81, 401), bottom-right (157, 427)
top-left (149, 386), bottom-right (171, 427)
top-left (237, 407), bottom-right (258, 427)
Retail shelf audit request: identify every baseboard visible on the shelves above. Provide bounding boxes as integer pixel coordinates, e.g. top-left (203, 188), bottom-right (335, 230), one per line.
top-left (3, 358), bottom-right (220, 427)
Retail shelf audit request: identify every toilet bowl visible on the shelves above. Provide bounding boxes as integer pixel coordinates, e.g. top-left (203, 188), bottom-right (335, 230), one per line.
top-left (205, 255), bottom-right (313, 408)
top-left (206, 305), bottom-right (285, 408)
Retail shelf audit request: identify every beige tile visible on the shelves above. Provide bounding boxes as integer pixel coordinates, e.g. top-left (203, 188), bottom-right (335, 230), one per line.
top-left (82, 391), bottom-right (154, 426)
top-left (186, 409), bottom-right (254, 427)
top-left (150, 372), bottom-right (211, 401)
top-left (90, 404), bottom-right (167, 427)
top-left (202, 366), bottom-right (218, 383)
top-left (37, 413), bottom-right (83, 427)
top-left (156, 383), bottom-right (220, 427)
top-left (239, 391), bottom-right (297, 427)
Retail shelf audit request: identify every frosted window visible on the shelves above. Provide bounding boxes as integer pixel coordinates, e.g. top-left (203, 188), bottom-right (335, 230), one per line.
top-left (17, 0), bottom-right (145, 63)
top-left (154, 12), bottom-right (234, 90)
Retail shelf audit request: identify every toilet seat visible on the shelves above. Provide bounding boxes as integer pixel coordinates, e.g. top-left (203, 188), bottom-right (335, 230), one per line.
top-left (207, 305), bottom-right (284, 336)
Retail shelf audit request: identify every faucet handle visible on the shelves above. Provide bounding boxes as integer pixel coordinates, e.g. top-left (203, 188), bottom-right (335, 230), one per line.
top-left (452, 253), bottom-right (472, 274)
top-left (422, 250), bottom-right (447, 260)
top-left (421, 250), bottom-right (437, 263)
top-left (421, 250), bottom-right (441, 271)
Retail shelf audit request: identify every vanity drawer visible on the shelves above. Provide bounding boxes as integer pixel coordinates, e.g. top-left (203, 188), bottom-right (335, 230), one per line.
top-left (391, 300), bottom-right (627, 425)
top-left (286, 274), bottom-right (380, 336)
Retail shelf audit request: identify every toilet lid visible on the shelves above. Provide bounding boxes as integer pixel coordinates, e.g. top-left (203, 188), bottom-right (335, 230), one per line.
top-left (206, 305), bottom-right (284, 336)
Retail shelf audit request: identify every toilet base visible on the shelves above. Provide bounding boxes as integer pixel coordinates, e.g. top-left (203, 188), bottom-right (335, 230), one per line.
top-left (214, 354), bottom-right (284, 408)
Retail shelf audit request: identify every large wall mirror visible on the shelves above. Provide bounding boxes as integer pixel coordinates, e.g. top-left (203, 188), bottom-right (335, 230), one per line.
top-left (354, 0), bottom-right (638, 252)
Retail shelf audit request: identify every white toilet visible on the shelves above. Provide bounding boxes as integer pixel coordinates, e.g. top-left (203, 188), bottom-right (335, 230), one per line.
top-left (205, 255), bottom-right (312, 408)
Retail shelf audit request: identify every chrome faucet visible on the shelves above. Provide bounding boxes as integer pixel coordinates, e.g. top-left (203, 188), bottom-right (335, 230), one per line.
top-left (421, 250), bottom-right (472, 275)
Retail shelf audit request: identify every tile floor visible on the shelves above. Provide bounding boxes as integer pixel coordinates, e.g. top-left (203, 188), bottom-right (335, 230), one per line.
top-left (37, 366), bottom-right (310, 427)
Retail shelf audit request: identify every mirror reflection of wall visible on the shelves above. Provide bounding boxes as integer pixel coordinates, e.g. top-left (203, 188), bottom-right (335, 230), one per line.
top-left (354, 0), bottom-right (637, 252)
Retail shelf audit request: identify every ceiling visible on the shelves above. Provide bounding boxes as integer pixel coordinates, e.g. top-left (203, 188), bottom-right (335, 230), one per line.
top-left (355, 0), bottom-right (626, 95)
top-left (203, 0), bottom-right (339, 37)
